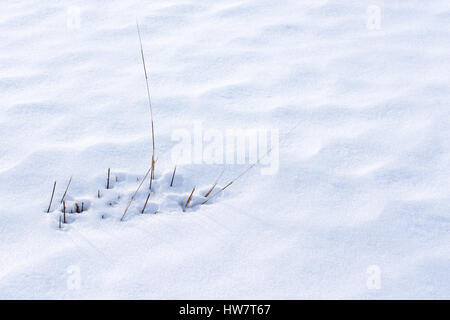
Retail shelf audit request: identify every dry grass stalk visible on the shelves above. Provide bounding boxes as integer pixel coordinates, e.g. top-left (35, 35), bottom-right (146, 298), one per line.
top-left (170, 165), bottom-right (177, 187)
top-left (47, 181), bottom-right (56, 213)
top-left (63, 200), bottom-right (66, 223)
top-left (201, 152), bottom-right (262, 204)
top-left (60, 176), bottom-right (72, 203)
top-left (98, 189), bottom-right (101, 198)
top-left (151, 156), bottom-right (155, 182)
top-left (75, 203), bottom-right (80, 213)
top-left (202, 181), bottom-right (233, 205)
top-left (204, 168), bottom-right (225, 197)
top-left (184, 186), bottom-right (196, 211)
top-left (149, 157), bottom-right (159, 190)
top-left (149, 157), bottom-right (155, 191)
top-left (202, 143), bottom-right (277, 205)
top-left (107, 168), bottom-right (111, 189)
top-left (141, 193), bottom-right (151, 214)
top-left (137, 21), bottom-right (157, 190)
top-left (59, 215), bottom-right (62, 229)
top-left (201, 120), bottom-right (302, 205)
top-left (121, 164), bottom-right (153, 221)
top-left (81, 202), bottom-right (84, 212)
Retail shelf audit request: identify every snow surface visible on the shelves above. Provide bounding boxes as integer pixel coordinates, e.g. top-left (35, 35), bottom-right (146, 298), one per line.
top-left (1, 0), bottom-right (449, 299)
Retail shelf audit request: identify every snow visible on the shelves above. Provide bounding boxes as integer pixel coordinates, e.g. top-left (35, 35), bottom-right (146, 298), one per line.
top-left (1, 0), bottom-right (449, 299)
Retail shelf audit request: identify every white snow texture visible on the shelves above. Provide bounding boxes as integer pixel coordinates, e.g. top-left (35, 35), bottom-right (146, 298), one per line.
top-left (0, 0), bottom-right (449, 299)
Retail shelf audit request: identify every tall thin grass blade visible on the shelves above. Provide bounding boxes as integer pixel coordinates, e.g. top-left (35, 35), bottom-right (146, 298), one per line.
top-left (137, 21), bottom-right (157, 189)
top-left (204, 168), bottom-right (225, 197)
top-left (121, 163), bottom-right (153, 221)
top-left (47, 181), bottom-right (56, 213)
top-left (60, 176), bottom-right (72, 203)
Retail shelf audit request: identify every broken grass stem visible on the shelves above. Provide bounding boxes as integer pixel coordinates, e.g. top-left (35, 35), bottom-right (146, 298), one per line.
top-left (107, 168), bottom-right (111, 189)
top-left (141, 193), bottom-right (151, 214)
top-left (170, 165), bottom-right (177, 187)
top-left (184, 186), bottom-right (196, 211)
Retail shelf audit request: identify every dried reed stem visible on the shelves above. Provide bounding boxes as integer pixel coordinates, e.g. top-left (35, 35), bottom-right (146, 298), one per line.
top-left (149, 157), bottom-right (155, 191)
top-left (60, 176), bottom-right (72, 203)
top-left (63, 201), bottom-right (66, 223)
top-left (184, 186), bottom-right (196, 211)
top-left (202, 181), bottom-right (233, 205)
top-left (107, 168), bottom-right (111, 189)
top-left (204, 168), bottom-right (225, 197)
top-left (121, 163), bottom-right (153, 221)
top-left (137, 21), bottom-right (156, 189)
top-left (170, 165), bottom-right (177, 187)
top-left (201, 119), bottom-right (304, 205)
top-left (47, 181), bottom-right (56, 213)
top-left (141, 193), bottom-right (151, 214)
